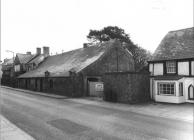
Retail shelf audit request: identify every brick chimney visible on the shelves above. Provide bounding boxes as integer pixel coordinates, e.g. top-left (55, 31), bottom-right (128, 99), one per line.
top-left (43, 46), bottom-right (50, 57)
top-left (36, 47), bottom-right (41, 55)
top-left (26, 52), bottom-right (31, 55)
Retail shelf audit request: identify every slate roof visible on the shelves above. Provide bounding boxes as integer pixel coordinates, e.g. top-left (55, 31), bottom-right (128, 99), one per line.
top-left (151, 27), bottom-right (194, 61)
top-left (16, 53), bottom-right (35, 64)
top-left (19, 40), bottom-right (126, 78)
top-left (28, 54), bottom-right (46, 65)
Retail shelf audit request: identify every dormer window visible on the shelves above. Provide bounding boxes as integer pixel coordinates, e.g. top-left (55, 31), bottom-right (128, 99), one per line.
top-left (166, 61), bottom-right (176, 74)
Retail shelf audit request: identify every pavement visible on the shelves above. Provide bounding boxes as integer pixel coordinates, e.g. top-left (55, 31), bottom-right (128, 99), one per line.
top-left (0, 115), bottom-right (35, 140)
top-left (1, 86), bottom-right (66, 99)
top-left (70, 98), bottom-right (194, 123)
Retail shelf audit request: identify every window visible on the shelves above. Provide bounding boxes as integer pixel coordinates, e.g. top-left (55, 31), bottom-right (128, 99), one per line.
top-left (158, 82), bottom-right (175, 95)
top-left (166, 61), bottom-right (176, 74)
top-left (179, 82), bottom-right (183, 96)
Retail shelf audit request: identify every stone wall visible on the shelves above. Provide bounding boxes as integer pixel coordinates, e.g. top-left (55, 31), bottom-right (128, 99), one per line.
top-left (103, 72), bottom-right (150, 103)
top-left (17, 75), bottom-right (84, 97)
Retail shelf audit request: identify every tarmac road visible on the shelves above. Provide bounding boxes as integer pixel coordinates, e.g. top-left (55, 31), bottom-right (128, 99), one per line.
top-left (0, 87), bottom-right (193, 140)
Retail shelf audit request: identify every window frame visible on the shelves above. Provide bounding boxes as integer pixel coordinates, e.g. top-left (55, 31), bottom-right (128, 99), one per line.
top-left (166, 61), bottom-right (176, 74)
top-left (157, 82), bottom-right (176, 96)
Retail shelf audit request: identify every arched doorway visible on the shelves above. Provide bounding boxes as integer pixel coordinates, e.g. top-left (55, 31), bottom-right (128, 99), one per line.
top-left (188, 85), bottom-right (194, 100)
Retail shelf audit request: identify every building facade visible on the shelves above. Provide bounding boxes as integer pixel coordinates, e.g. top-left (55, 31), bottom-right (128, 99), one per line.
top-left (149, 27), bottom-right (194, 103)
top-left (1, 58), bottom-right (15, 87)
top-left (17, 40), bottom-right (135, 97)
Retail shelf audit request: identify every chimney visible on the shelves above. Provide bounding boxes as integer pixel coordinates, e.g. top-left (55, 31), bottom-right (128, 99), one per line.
top-left (43, 46), bottom-right (50, 57)
top-left (36, 47), bottom-right (41, 55)
top-left (26, 52), bottom-right (31, 55)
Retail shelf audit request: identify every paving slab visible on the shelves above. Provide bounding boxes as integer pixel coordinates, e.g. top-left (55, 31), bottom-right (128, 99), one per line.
top-left (0, 115), bottom-right (35, 140)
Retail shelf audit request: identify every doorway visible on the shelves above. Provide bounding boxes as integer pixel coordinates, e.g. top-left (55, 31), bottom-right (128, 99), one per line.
top-left (87, 77), bottom-right (103, 97)
top-left (40, 79), bottom-right (43, 92)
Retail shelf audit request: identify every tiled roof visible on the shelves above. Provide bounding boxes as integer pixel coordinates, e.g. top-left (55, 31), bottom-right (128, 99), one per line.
top-left (17, 53), bottom-right (35, 64)
top-left (151, 27), bottom-right (194, 61)
top-left (19, 40), bottom-right (124, 78)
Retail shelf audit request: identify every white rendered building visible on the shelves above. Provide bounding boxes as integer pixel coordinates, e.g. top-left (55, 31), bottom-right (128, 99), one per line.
top-left (149, 27), bottom-right (194, 103)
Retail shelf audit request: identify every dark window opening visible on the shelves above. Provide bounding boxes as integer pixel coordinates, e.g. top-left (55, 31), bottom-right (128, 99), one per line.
top-left (49, 80), bottom-right (53, 88)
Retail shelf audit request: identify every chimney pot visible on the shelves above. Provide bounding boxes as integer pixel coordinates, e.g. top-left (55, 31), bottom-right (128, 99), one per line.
top-left (36, 47), bottom-right (41, 55)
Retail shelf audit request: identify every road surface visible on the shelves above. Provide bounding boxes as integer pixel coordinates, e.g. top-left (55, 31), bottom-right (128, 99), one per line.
top-left (0, 87), bottom-right (193, 140)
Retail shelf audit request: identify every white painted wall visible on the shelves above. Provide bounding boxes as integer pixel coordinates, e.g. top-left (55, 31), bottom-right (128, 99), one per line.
top-left (178, 61), bottom-right (189, 75)
top-left (184, 78), bottom-right (194, 103)
top-left (153, 63), bottom-right (163, 75)
top-left (149, 63), bottom-right (153, 75)
top-left (14, 65), bottom-right (20, 72)
top-left (191, 61), bottom-right (194, 75)
top-left (155, 95), bottom-right (185, 103)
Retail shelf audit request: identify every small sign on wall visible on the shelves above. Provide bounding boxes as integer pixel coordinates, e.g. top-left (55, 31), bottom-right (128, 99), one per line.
top-left (95, 83), bottom-right (104, 92)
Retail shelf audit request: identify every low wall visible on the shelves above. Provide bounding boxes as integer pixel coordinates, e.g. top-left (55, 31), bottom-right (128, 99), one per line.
top-left (103, 72), bottom-right (150, 103)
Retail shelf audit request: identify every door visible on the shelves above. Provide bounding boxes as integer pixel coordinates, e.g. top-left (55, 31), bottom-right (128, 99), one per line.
top-left (188, 85), bottom-right (194, 100)
top-left (25, 79), bottom-right (28, 89)
top-left (40, 79), bottom-right (43, 92)
top-left (89, 82), bottom-right (104, 97)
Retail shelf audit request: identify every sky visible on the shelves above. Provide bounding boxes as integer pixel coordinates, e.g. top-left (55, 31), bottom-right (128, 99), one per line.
top-left (1, 0), bottom-right (193, 60)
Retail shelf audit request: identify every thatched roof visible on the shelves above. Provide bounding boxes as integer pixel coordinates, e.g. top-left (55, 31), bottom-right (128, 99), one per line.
top-left (151, 27), bottom-right (194, 61)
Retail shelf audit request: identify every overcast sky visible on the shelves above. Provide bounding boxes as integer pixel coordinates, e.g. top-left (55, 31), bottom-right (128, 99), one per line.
top-left (1, 0), bottom-right (193, 60)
